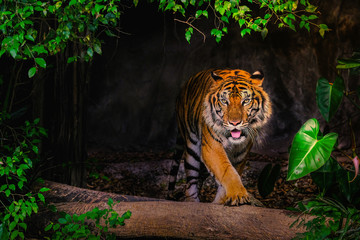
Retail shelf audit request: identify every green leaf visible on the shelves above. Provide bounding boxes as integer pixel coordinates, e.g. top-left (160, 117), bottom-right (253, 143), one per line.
top-left (39, 187), bottom-right (50, 192)
top-left (38, 193), bottom-right (45, 203)
top-left (9, 221), bottom-right (17, 232)
top-left (5, 189), bottom-right (11, 197)
top-left (319, 24), bottom-right (329, 31)
top-left (165, 1), bottom-right (175, 11)
top-left (316, 77), bottom-right (344, 122)
top-left (53, 223), bottom-right (60, 231)
top-left (30, 145), bottom-right (37, 154)
top-left (28, 67), bottom-right (37, 78)
top-left (185, 27), bottom-right (193, 43)
top-left (67, 56), bottom-right (77, 64)
top-left (238, 19), bottom-right (246, 28)
top-left (336, 59), bottom-right (360, 69)
top-left (211, 28), bottom-right (223, 43)
top-left (0, 223), bottom-right (9, 240)
top-left (94, 4), bottom-right (104, 13)
top-left (304, 22), bottom-right (310, 32)
top-left (308, 15), bottom-right (318, 20)
top-left (10, 230), bottom-right (18, 240)
top-left (121, 210), bottom-right (132, 219)
top-left (35, 58), bottom-right (46, 68)
top-left (25, 34), bottom-right (35, 42)
top-left (221, 15), bottom-right (229, 24)
top-left (87, 48), bottom-right (94, 58)
top-left (305, 4), bottom-right (317, 12)
top-left (261, 28), bottom-right (268, 39)
top-left (107, 198), bottom-right (114, 206)
top-left (287, 118), bottom-right (338, 181)
top-left (318, 24), bottom-right (328, 36)
top-left (18, 223), bottom-right (27, 231)
top-left (44, 223), bottom-right (53, 232)
top-left (18, 181), bottom-right (24, 189)
top-left (94, 44), bottom-right (102, 55)
top-left (202, 10), bottom-right (208, 18)
top-left (58, 218), bottom-right (67, 224)
top-left (240, 28), bottom-right (251, 37)
top-left (264, 13), bottom-right (271, 20)
top-left (287, 13), bottom-right (296, 20)
top-left (257, 163), bottom-right (281, 198)
top-left (10, 49), bottom-right (17, 59)
top-left (319, 28), bottom-right (325, 38)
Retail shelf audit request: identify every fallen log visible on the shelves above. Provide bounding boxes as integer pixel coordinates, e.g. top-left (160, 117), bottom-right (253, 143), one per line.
top-left (40, 180), bottom-right (163, 203)
top-left (31, 181), bottom-right (307, 239)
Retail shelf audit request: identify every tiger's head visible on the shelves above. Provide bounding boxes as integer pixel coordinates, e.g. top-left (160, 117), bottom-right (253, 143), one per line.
top-left (203, 69), bottom-right (272, 144)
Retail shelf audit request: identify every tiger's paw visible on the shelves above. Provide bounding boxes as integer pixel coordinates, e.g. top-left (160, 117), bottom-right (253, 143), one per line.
top-left (223, 186), bottom-right (250, 206)
top-left (225, 192), bottom-right (249, 206)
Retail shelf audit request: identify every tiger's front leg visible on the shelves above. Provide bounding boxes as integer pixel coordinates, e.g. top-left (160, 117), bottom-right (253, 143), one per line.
top-left (201, 126), bottom-right (249, 206)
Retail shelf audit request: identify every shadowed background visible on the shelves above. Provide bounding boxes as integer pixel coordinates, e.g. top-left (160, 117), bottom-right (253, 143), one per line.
top-left (87, 0), bottom-right (360, 155)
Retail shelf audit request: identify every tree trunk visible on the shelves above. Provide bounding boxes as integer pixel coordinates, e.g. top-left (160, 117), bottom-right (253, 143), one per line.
top-left (31, 181), bottom-right (308, 240)
top-left (43, 45), bottom-right (89, 187)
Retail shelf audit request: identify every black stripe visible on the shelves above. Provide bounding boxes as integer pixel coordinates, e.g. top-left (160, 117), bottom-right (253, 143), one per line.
top-left (249, 108), bottom-right (259, 117)
top-left (237, 86), bottom-right (249, 90)
top-left (201, 134), bottom-right (209, 146)
top-left (186, 176), bottom-right (199, 182)
top-left (186, 146), bottom-right (201, 162)
top-left (249, 118), bottom-right (258, 124)
top-left (222, 82), bottom-right (234, 88)
top-left (207, 126), bottom-right (222, 144)
top-left (188, 136), bottom-right (198, 145)
top-left (185, 160), bottom-right (200, 171)
top-left (256, 89), bottom-right (266, 110)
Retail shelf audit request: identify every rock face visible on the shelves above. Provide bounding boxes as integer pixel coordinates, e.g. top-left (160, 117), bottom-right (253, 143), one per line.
top-left (87, 1), bottom-right (360, 155)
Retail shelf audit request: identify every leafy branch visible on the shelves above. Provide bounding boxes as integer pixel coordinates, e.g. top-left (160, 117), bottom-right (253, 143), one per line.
top-left (154, 0), bottom-right (329, 43)
top-left (0, 0), bottom-right (131, 78)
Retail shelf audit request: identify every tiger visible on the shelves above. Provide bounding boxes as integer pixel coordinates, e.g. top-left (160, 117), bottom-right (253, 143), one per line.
top-left (168, 68), bottom-right (272, 206)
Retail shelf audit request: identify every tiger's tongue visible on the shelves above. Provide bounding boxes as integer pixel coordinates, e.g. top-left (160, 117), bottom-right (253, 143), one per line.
top-left (231, 130), bottom-right (242, 139)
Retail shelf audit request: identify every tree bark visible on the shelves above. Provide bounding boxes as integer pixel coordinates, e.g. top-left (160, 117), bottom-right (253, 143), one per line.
top-left (32, 181), bottom-right (308, 240)
top-left (43, 45), bottom-right (89, 187)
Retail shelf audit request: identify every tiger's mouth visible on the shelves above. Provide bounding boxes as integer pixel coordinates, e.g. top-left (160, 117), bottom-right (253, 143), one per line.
top-left (230, 129), bottom-right (242, 139)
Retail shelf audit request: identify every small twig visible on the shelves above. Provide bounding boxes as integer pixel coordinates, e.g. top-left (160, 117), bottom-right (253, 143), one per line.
top-left (174, 18), bottom-right (206, 42)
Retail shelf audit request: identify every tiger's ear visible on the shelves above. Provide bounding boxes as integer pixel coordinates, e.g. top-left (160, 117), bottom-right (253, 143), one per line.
top-left (211, 71), bottom-right (223, 81)
top-left (250, 70), bottom-right (264, 86)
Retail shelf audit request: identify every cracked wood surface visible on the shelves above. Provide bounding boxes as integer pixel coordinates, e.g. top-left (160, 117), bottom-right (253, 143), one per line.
top-left (31, 181), bottom-right (307, 239)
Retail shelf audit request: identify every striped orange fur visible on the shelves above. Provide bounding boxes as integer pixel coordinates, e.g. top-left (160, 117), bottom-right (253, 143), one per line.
top-left (169, 68), bottom-right (272, 205)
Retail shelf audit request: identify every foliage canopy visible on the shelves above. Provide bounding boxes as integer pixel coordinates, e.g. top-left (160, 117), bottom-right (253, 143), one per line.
top-left (0, 0), bottom-right (328, 78)
top-left (155, 0), bottom-right (329, 43)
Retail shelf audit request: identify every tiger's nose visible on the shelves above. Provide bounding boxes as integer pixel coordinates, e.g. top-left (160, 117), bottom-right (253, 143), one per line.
top-left (229, 120), bottom-right (241, 126)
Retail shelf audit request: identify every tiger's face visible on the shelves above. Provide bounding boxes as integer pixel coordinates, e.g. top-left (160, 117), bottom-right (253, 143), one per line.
top-left (203, 69), bottom-right (271, 144)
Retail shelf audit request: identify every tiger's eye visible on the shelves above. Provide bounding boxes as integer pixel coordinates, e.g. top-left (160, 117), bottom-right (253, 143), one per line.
top-left (220, 98), bottom-right (228, 105)
top-left (243, 98), bottom-right (251, 105)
